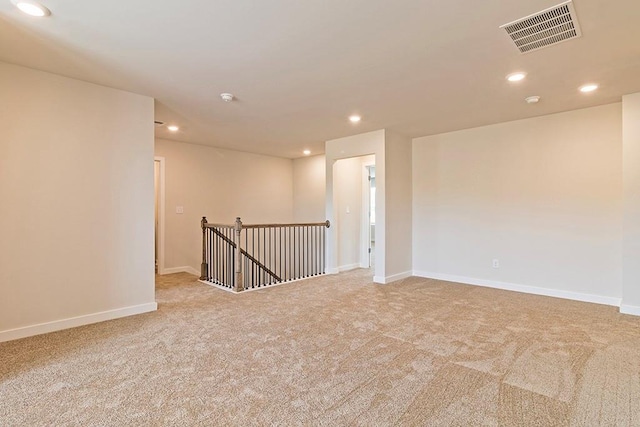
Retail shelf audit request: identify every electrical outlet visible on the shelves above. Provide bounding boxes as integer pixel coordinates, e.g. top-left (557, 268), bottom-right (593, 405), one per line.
top-left (492, 259), bottom-right (499, 268)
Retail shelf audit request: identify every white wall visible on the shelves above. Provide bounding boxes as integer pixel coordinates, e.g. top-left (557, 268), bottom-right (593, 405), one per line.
top-left (384, 131), bottom-right (412, 280)
top-left (0, 62), bottom-right (156, 341)
top-left (154, 139), bottom-right (294, 275)
top-left (622, 93), bottom-right (640, 314)
top-left (334, 157), bottom-right (362, 270)
top-left (293, 154), bottom-right (326, 222)
top-left (413, 104), bottom-right (623, 304)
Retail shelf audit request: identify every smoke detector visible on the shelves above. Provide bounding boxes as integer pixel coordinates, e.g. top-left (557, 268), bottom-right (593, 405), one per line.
top-left (500, 1), bottom-right (582, 54)
top-left (220, 93), bottom-right (234, 102)
top-left (525, 96), bottom-right (541, 104)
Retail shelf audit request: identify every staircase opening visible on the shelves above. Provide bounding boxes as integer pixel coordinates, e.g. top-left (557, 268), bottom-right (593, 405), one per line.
top-left (199, 217), bottom-right (330, 292)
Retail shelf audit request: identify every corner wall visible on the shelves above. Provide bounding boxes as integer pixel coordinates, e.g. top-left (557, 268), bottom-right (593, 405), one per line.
top-left (412, 103), bottom-right (623, 305)
top-left (384, 130), bottom-right (412, 281)
top-left (622, 93), bottom-right (640, 314)
top-left (0, 62), bottom-right (156, 341)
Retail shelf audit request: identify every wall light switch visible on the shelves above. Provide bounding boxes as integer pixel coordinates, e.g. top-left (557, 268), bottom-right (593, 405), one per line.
top-left (176, 206), bottom-right (184, 214)
top-left (492, 259), bottom-right (499, 268)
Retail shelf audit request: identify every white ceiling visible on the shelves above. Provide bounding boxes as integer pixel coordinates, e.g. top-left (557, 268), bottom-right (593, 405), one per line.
top-left (1, 0), bottom-right (639, 158)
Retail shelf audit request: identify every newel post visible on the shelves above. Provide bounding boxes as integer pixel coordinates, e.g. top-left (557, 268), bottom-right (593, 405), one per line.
top-left (200, 217), bottom-right (208, 280)
top-left (234, 217), bottom-right (244, 292)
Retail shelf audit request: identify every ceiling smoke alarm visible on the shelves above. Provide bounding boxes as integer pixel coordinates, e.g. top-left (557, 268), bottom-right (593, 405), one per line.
top-left (525, 96), bottom-right (541, 104)
top-left (220, 93), bottom-right (234, 102)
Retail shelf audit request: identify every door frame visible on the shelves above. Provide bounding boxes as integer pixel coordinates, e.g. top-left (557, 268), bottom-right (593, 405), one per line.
top-left (360, 160), bottom-right (375, 269)
top-left (154, 156), bottom-right (166, 275)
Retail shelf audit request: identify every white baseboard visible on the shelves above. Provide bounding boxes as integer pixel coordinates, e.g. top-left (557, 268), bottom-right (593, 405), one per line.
top-left (326, 267), bottom-right (339, 274)
top-left (0, 302), bottom-right (158, 343)
top-left (620, 304), bottom-right (640, 316)
top-left (338, 263), bottom-right (360, 272)
top-left (161, 266), bottom-right (200, 276)
top-left (199, 279), bottom-right (236, 293)
top-left (412, 270), bottom-right (622, 308)
top-left (384, 271), bottom-right (413, 284)
top-left (373, 271), bottom-right (413, 284)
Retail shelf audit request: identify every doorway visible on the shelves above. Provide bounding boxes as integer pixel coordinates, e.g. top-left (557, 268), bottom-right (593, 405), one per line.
top-left (154, 157), bottom-right (165, 274)
top-left (367, 165), bottom-right (376, 268)
top-left (357, 158), bottom-right (375, 270)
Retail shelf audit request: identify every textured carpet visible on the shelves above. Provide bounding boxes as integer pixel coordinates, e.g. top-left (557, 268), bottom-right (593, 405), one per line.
top-left (1, 270), bottom-right (640, 426)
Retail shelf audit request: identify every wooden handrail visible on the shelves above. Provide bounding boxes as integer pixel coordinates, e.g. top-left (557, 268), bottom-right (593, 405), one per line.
top-left (242, 221), bottom-right (330, 229)
top-left (204, 221), bottom-right (330, 229)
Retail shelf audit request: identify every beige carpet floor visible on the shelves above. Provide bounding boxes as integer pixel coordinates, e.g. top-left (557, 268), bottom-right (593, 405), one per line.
top-left (1, 270), bottom-right (640, 426)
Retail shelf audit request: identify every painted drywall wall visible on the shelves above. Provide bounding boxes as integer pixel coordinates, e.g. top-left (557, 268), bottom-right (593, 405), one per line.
top-left (326, 130), bottom-right (386, 280)
top-left (334, 157), bottom-right (363, 270)
top-left (384, 130), bottom-right (412, 280)
top-left (0, 62), bottom-right (156, 341)
top-left (413, 103), bottom-right (623, 302)
top-left (622, 93), bottom-right (640, 314)
top-left (154, 139), bottom-right (294, 274)
top-left (293, 154), bottom-right (326, 223)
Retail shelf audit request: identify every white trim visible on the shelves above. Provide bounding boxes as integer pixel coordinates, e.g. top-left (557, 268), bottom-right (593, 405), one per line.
top-left (620, 304), bottom-right (640, 316)
top-left (326, 267), bottom-right (339, 275)
top-left (0, 302), bottom-right (158, 343)
top-left (199, 280), bottom-right (236, 293)
top-left (412, 270), bottom-right (622, 307)
top-left (338, 263), bottom-right (360, 272)
top-left (199, 274), bottom-right (328, 294)
top-left (373, 275), bottom-right (385, 284)
top-left (361, 161), bottom-right (375, 270)
top-left (379, 270), bottom-right (412, 284)
top-left (161, 266), bottom-right (200, 276)
top-left (154, 156), bottom-right (166, 275)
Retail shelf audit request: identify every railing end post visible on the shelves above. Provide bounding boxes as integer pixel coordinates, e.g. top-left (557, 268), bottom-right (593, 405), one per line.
top-left (235, 272), bottom-right (244, 292)
top-left (200, 216), bottom-right (209, 281)
top-left (234, 217), bottom-right (243, 292)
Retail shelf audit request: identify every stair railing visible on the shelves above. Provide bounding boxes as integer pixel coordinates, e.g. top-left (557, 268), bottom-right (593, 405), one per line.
top-left (200, 217), bottom-right (330, 292)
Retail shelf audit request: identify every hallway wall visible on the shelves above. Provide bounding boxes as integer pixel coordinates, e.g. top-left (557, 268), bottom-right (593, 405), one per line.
top-left (155, 138), bottom-right (294, 274)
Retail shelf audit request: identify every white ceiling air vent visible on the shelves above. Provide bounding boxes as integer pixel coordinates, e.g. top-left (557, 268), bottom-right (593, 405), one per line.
top-left (500, 0), bottom-right (582, 54)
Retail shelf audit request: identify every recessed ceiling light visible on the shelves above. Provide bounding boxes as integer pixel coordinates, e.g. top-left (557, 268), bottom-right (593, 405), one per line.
top-left (13, 0), bottom-right (50, 17)
top-left (349, 115), bottom-right (361, 123)
top-left (167, 125), bottom-right (179, 132)
top-left (507, 72), bottom-right (527, 82)
top-left (303, 150), bottom-right (311, 156)
top-left (579, 84), bottom-right (598, 93)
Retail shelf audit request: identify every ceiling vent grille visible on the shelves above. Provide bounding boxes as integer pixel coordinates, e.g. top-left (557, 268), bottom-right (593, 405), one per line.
top-left (500, 1), bottom-right (582, 54)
